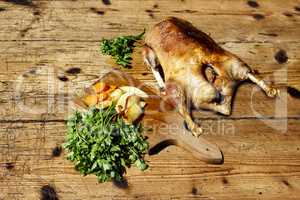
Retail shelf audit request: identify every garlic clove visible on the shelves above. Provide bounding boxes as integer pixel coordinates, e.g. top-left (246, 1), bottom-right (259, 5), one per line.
top-left (119, 86), bottom-right (149, 98)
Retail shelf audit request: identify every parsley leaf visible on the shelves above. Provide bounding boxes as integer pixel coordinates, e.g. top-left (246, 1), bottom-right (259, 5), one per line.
top-left (100, 30), bottom-right (145, 68)
top-left (63, 104), bottom-right (149, 182)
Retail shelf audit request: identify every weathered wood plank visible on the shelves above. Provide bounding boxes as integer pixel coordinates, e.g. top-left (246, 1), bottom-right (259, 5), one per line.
top-left (0, 42), bottom-right (299, 121)
top-left (0, 0), bottom-right (300, 199)
top-left (0, 0), bottom-right (299, 42)
top-left (1, 119), bottom-right (300, 199)
top-left (0, 41), bottom-right (298, 83)
top-left (0, 66), bottom-right (299, 121)
top-left (0, 80), bottom-right (299, 121)
top-left (0, 40), bottom-right (299, 121)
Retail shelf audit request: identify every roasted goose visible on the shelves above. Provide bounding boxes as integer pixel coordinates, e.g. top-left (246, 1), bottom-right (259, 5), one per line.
top-left (143, 17), bottom-right (278, 137)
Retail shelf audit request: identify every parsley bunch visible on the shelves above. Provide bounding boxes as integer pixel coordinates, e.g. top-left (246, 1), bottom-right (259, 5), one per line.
top-left (100, 30), bottom-right (145, 68)
top-left (63, 105), bottom-right (149, 182)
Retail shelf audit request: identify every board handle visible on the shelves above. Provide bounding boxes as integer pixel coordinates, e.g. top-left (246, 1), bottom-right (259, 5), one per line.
top-left (149, 128), bottom-right (223, 164)
top-left (175, 130), bottom-right (223, 164)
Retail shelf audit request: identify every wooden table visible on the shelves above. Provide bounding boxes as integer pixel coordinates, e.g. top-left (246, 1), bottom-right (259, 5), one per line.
top-left (1, 0), bottom-right (300, 199)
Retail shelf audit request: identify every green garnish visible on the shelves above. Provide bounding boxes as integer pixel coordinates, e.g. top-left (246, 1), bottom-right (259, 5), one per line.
top-left (63, 104), bottom-right (149, 182)
top-left (100, 30), bottom-right (145, 68)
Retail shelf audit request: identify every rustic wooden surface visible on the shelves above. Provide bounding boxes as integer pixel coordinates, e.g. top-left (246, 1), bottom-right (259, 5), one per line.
top-left (0, 0), bottom-right (300, 199)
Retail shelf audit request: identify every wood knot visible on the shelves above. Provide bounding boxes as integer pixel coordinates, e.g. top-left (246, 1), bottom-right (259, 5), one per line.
top-left (191, 187), bottom-right (198, 195)
top-left (57, 75), bottom-right (69, 82)
top-left (253, 14), bottom-right (265, 20)
top-left (247, 0), bottom-right (259, 8)
top-left (52, 146), bottom-right (62, 157)
top-left (90, 7), bottom-right (105, 15)
top-left (65, 67), bottom-right (81, 75)
top-left (222, 177), bottom-right (228, 184)
top-left (40, 185), bottom-right (59, 200)
top-left (274, 49), bottom-right (288, 64)
top-left (5, 162), bottom-right (15, 170)
top-left (102, 0), bottom-right (111, 5)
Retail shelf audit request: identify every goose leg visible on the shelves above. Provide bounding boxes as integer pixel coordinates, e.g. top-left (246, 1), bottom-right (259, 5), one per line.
top-left (247, 73), bottom-right (278, 97)
top-left (165, 81), bottom-right (203, 137)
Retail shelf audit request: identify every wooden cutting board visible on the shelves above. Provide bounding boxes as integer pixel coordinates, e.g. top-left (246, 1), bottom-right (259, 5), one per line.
top-left (73, 69), bottom-right (223, 164)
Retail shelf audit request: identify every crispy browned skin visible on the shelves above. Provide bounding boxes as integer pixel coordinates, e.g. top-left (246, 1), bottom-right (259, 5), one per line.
top-left (143, 17), bottom-right (277, 136)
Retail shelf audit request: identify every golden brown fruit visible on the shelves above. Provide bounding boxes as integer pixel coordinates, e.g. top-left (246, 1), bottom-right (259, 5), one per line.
top-left (93, 82), bottom-right (109, 93)
top-left (83, 95), bottom-right (98, 107)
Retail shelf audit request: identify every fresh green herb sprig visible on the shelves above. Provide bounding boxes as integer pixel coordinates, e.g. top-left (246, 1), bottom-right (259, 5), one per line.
top-left (63, 104), bottom-right (149, 182)
top-left (100, 30), bottom-right (145, 68)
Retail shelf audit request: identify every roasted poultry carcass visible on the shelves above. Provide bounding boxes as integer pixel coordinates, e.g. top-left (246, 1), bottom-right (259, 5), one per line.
top-left (143, 17), bottom-right (278, 137)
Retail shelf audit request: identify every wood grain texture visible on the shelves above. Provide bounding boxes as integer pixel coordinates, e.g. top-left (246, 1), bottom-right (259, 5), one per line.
top-left (1, 120), bottom-right (300, 200)
top-left (0, 0), bottom-right (300, 199)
